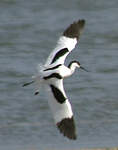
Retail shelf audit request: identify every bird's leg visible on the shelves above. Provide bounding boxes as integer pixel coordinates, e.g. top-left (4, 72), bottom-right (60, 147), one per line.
top-left (22, 81), bottom-right (34, 87)
top-left (34, 90), bottom-right (39, 95)
top-left (22, 81), bottom-right (40, 95)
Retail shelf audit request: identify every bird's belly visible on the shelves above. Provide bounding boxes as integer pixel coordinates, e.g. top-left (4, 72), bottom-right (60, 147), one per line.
top-left (42, 65), bottom-right (71, 83)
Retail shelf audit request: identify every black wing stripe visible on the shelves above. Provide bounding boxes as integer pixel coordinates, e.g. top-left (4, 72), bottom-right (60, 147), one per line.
top-left (43, 73), bottom-right (62, 80)
top-left (57, 117), bottom-right (77, 140)
top-left (50, 84), bottom-right (66, 104)
top-left (44, 64), bottom-right (61, 71)
top-left (51, 48), bottom-right (69, 64)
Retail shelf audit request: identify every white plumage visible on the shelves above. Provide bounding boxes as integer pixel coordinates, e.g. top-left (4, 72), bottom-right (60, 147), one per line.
top-left (23, 19), bottom-right (86, 140)
top-left (47, 79), bottom-right (73, 123)
top-left (45, 36), bottom-right (77, 66)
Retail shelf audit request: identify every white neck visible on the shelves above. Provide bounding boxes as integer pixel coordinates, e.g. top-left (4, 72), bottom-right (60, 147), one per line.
top-left (68, 62), bottom-right (79, 75)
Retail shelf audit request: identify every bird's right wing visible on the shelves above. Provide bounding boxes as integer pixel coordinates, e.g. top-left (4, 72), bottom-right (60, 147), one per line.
top-left (46, 79), bottom-right (76, 140)
top-left (44, 20), bottom-right (85, 67)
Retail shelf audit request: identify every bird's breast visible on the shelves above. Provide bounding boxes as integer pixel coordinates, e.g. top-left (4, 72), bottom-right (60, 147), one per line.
top-left (59, 66), bottom-right (72, 78)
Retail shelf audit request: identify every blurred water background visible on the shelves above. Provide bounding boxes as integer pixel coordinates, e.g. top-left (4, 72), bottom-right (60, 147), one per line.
top-left (0, 0), bottom-right (118, 150)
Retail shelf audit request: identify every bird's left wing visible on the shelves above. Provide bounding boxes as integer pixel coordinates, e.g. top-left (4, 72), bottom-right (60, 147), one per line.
top-left (46, 79), bottom-right (76, 140)
top-left (44, 20), bottom-right (85, 66)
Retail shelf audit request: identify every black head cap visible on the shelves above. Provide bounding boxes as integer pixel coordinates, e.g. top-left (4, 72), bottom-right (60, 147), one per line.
top-left (68, 60), bottom-right (80, 68)
top-left (63, 19), bottom-right (85, 40)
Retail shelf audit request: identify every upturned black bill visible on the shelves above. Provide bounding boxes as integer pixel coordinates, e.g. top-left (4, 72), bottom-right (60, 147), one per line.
top-left (80, 66), bottom-right (89, 72)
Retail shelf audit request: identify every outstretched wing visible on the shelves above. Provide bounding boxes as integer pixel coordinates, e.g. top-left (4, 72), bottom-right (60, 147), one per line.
top-left (45, 19), bottom-right (85, 66)
top-left (46, 79), bottom-right (76, 140)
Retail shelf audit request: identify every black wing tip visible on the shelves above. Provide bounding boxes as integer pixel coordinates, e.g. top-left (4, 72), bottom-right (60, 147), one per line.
top-left (57, 117), bottom-right (77, 140)
top-left (63, 19), bottom-right (85, 39)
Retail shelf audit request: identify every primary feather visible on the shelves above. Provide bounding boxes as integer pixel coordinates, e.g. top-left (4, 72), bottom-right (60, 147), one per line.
top-left (45, 20), bottom-right (85, 66)
top-left (46, 78), bottom-right (76, 139)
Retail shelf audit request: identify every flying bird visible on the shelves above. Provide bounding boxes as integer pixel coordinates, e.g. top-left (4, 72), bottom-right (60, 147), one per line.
top-left (23, 19), bottom-right (86, 140)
